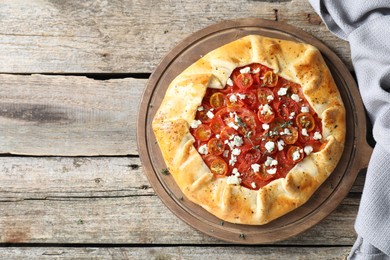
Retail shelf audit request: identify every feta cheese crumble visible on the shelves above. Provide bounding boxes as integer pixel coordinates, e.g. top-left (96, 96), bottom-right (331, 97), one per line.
top-left (291, 94), bottom-right (301, 102)
top-left (267, 95), bottom-right (274, 102)
top-left (198, 144), bottom-right (208, 155)
top-left (206, 110), bottom-right (214, 119)
top-left (265, 141), bottom-right (275, 153)
top-left (190, 120), bottom-right (202, 129)
top-left (301, 106), bottom-right (310, 113)
top-left (227, 121), bottom-right (239, 130)
top-left (277, 87), bottom-right (288, 96)
top-left (313, 131), bottom-right (322, 140)
top-left (251, 182), bottom-right (257, 189)
top-left (304, 145), bottom-right (313, 155)
top-left (267, 168), bottom-right (277, 175)
top-left (232, 148), bottom-right (241, 156)
top-left (229, 94), bottom-right (238, 103)
top-left (237, 93), bottom-right (246, 100)
top-left (239, 67), bottom-right (251, 74)
top-left (251, 163), bottom-right (261, 173)
top-left (301, 128), bottom-right (309, 136)
top-left (277, 139), bottom-right (285, 151)
top-left (292, 150), bottom-right (301, 161)
top-left (262, 123), bottom-right (270, 130)
top-left (197, 106), bottom-right (204, 111)
top-left (226, 78), bottom-right (234, 87)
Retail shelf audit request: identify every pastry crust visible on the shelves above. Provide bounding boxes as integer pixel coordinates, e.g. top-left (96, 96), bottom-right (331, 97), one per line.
top-left (152, 35), bottom-right (345, 225)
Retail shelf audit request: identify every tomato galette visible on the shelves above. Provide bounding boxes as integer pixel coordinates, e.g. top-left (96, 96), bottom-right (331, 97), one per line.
top-left (152, 35), bottom-right (345, 225)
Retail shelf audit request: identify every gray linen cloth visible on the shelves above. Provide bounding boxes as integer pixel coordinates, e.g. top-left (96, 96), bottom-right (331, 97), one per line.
top-left (308, 0), bottom-right (390, 258)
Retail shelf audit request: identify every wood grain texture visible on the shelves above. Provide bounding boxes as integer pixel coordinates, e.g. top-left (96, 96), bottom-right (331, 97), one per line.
top-left (0, 0), bottom-right (351, 74)
top-left (0, 74), bottom-right (143, 156)
top-left (0, 156), bottom-right (360, 245)
top-left (0, 246), bottom-right (351, 259)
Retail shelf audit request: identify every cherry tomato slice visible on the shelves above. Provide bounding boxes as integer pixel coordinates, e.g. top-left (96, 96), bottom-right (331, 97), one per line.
top-left (238, 144), bottom-right (262, 165)
top-left (193, 124), bottom-right (212, 142)
top-left (207, 138), bottom-right (225, 156)
top-left (282, 126), bottom-right (299, 144)
top-left (258, 105), bottom-right (275, 124)
top-left (209, 92), bottom-right (226, 109)
top-left (263, 71), bottom-right (278, 87)
top-left (296, 112), bottom-right (316, 132)
top-left (241, 91), bottom-right (259, 111)
top-left (257, 88), bottom-right (274, 105)
top-left (209, 117), bottom-right (224, 134)
top-left (286, 145), bottom-right (304, 163)
top-left (209, 157), bottom-right (229, 177)
top-left (235, 73), bottom-right (253, 90)
top-left (220, 126), bottom-right (237, 141)
top-left (195, 104), bottom-right (212, 124)
top-left (276, 97), bottom-right (299, 121)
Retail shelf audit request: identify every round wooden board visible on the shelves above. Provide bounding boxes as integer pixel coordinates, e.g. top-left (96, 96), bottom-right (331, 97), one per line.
top-left (137, 18), bottom-right (372, 244)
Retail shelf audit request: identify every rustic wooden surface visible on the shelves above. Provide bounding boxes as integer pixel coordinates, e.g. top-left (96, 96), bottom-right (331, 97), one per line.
top-left (0, 0), bottom-right (364, 259)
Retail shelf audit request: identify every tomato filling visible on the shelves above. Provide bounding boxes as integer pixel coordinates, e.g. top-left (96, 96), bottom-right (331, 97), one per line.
top-left (190, 63), bottom-right (324, 190)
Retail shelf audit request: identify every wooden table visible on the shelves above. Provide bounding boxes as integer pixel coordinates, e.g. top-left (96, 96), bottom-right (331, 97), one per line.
top-left (0, 0), bottom-right (367, 258)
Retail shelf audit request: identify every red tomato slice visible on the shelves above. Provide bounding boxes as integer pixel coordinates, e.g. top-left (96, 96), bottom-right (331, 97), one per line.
top-left (286, 145), bottom-right (304, 163)
top-left (209, 92), bottom-right (226, 109)
top-left (237, 144), bottom-right (262, 165)
top-left (257, 88), bottom-right (274, 105)
top-left (209, 117), bottom-right (224, 134)
top-left (275, 97), bottom-right (299, 121)
top-left (235, 73), bottom-right (253, 90)
top-left (193, 124), bottom-right (212, 142)
top-left (195, 104), bottom-right (213, 124)
top-left (207, 138), bottom-right (225, 156)
top-left (257, 105), bottom-right (275, 124)
top-left (282, 126), bottom-right (299, 144)
top-left (240, 91), bottom-right (259, 111)
top-left (262, 71), bottom-right (278, 87)
top-left (237, 162), bottom-right (273, 190)
top-left (209, 157), bottom-right (229, 177)
top-left (220, 126), bottom-right (237, 141)
top-left (296, 112), bottom-right (316, 132)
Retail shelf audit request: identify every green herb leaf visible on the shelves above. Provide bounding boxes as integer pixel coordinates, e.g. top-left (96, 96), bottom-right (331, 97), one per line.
top-left (161, 168), bottom-right (170, 175)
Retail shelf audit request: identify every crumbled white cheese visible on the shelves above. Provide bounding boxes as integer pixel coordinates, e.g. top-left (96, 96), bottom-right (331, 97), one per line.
top-left (266, 95), bottom-right (274, 102)
top-left (233, 135), bottom-right (244, 147)
top-left (301, 128), bottom-right (309, 137)
top-left (304, 145), bottom-right (313, 155)
top-left (206, 110), bottom-right (214, 119)
top-left (229, 94), bottom-right (237, 103)
top-left (251, 163), bottom-right (261, 173)
top-left (232, 168), bottom-right (240, 176)
top-left (265, 156), bottom-right (278, 167)
top-left (232, 148), bottom-right (241, 156)
top-left (190, 120), bottom-right (202, 129)
top-left (260, 104), bottom-right (273, 115)
top-left (229, 155), bottom-right (237, 166)
top-left (251, 182), bottom-right (257, 189)
top-left (237, 93), bottom-right (246, 100)
top-left (197, 106), bottom-right (204, 111)
top-left (289, 112), bottom-right (296, 120)
top-left (226, 175), bottom-right (241, 185)
top-left (239, 67), bottom-right (251, 74)
top-left (292, 150), bottom-right (301, 161)
top-left (277, 139), bottom-right (285, 151)
top-left (313, 132), bottom-right (322, 140)
top-left (262, 123), bottom-right (270, 130)
top-left (280, 128), bottom-right (291, 136)
top-left (301, 106), bottom-right (310, 113)
top-left (291, 94), bottom-right (301, 102)
top-left (223, 150), bottom-right (229, 158)
top-left (198, 144), bottom-right (208, 155)
top-left (227, 121), bottom-right (239, 130)
top-left (252, 67), bottom-right (260, 74)
top-left (265, 141), bottom-right (275, 153)
top-left (277, 87), bottom-right (288, 96)
top-left (226, 78), bottom-right (234, 87)
top-left (216, 134), bottom-right (220, 139)
top-left (267, 168), bottom-right (277, 175)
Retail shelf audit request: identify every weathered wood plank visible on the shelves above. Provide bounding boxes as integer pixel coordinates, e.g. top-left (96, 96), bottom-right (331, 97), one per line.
top-left (0, 156), bottom-right (364, 200)
top-left (0, 246), bottom-right (351, 259)
top-left (0, 157), bottom-right (360, 245)
top-left (0, 74), bottom-right (143, 156)
top-left (0, 0), bottom-right (351, 74)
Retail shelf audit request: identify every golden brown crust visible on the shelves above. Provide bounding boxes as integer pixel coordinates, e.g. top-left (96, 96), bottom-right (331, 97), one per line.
top-left (152, 35), bottom-right (345, 225)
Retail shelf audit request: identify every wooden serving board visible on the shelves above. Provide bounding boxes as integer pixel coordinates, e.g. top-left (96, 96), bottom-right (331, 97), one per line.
top-left (137, 18), bottom-right (372, 244)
